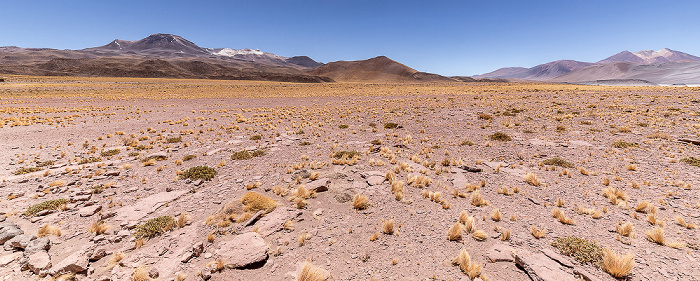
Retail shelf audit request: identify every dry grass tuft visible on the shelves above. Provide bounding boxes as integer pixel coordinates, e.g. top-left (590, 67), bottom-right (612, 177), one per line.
top-left (447, 222), bottom-right (464, 241)
top-left (500, 229), bottom-right (511, 241)
top-left (531, 225), bottom-right (546, 239)
top-left (89, 220), bottom-right (110, 235)
top-left (132, 265), bottom-right (153, 281)
top-left (298, 260), bottom-right (329, 281)
top-left (491, 208), bottom-right (502, 222)
top-left (452, 248), bottom-right (482, 279)
top-left (602, 248), bottom-right (635, 278)
top-left (176, 213), bottom-right (191, 228)
top-left (470, 190), bottom-right (488, 207)
top-left (602, 187), bottom-right (628, 205)
top-left (37, 223), bottom-right (62, 237)
top-left (49, 180), bottom-right (67, 187)
top-left (552, 208), bottom-right (575, 225)
top-left (472, 230), bottom-right (487, 241)
top-left (382, 219), bottom-right (394, 235)
top-left (353, 194), bottom-right (369, 210)
top-left (616, 222), bottom-right (634, 238)
top-left (463, 215), bottom-right (476, 233)
top-left (241, 192), bottom-right (278, 214)
top-left (646, 226), bottom-right (665, 245)
top-left (523, 172), bottom-right (541, 186)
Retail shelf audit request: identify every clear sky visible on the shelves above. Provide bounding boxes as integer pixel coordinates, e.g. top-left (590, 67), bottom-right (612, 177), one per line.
top-left (1, 0), bottom-right (699, 76)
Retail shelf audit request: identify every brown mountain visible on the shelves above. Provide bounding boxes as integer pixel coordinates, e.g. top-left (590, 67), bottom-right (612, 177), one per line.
top-left (0, 34), bottom-right (334, 83)
top-left (308, 56), bottom-right (454, 82)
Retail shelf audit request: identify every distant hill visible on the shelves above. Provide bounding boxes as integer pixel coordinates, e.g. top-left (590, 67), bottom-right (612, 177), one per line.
top-left (476, 48), bottom-right (700, 85)
top-left (476, 60), bottom-right (591, 81)
top-left (308, 56), bottom-right (454, 82)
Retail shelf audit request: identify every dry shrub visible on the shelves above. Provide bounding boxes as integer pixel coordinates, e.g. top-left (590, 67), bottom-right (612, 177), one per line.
top-left (241, 192), bottom-right (278, 214)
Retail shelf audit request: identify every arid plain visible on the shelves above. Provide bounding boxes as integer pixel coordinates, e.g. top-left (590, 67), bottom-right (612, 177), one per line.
top-left (0, 76), bottom-right (699, 281)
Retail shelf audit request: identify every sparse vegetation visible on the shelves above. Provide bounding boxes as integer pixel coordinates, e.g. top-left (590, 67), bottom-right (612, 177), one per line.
top-left (488, 131), bottom-right (511, 141)
top-left (551, 236), bottom-right (602, 265)
top-left (542, 157), bottom-right (575, 168)
top-left (180, 165), bottom-right (217, 181)
top-left (24, 198), bottom-right (69, 216)
top-left (134, 216), bottom-right (176, 239)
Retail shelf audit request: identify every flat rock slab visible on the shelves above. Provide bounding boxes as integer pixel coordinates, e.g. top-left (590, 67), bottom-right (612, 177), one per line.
top-left (366, 176), bottom-right (385, 186)
top-left (113, 190), bottom-right (188, 222)
top-left (514, 250), bottom-right (578, 281)
top-left (254, 207), bottom-right (303, 237)
top-left (486, 244), bottom-right (514, 262)
top-left (48, 245), bottom-right (92, 275)
top-left (215, 232), bottom-right (268, 268)
top-left (79, 205), bottom-right (102, 217)
top-left (24, 251), bottom-right (52, 275)
top-left (0, 252), bottom-right (22, 266)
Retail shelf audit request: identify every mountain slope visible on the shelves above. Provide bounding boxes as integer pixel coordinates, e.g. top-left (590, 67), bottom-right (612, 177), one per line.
top-left (476, 60), bottom-right (591, 81)
top-left (308, 56), bottom-right (453, 82)
top-left (551, 61), bottom-right (700, 85)
top-left (598, 48), bottom-right (700, 64)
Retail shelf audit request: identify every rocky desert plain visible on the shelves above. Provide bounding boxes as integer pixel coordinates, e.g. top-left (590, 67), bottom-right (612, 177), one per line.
top-left (0, 75), bottom-right (699, 281)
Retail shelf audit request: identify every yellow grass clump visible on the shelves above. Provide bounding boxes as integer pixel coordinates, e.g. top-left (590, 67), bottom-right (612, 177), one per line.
top-left (452, 248), bottom-right (482, 279)
top-left (353, 194), bottom-right (369, 210)
top-left (552, 208), bottom-right (575, 225)
top-left (524, 172), bottom-right (541, 186)
top-left (37, 223), bottom-right (62, 237)
top-left (447, 222), bottom-right (464, 241)
top-left (298, 260), bottom-right (329, 281)
top-left (382, 219), bottom-right (394, 235)
top-left (602, 248), bottom-right (635, 278)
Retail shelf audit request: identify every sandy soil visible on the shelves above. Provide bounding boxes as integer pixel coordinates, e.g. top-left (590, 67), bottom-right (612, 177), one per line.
top-left (0, 77), bottom-right (698, 281)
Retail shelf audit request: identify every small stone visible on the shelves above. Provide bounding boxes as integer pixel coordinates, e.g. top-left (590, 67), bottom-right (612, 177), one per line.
top-left (89, 248), bottom-right (107, 261)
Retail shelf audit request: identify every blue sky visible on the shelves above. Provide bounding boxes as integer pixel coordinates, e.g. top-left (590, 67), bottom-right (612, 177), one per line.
top-left (1, 0), bottom-right (699, 76)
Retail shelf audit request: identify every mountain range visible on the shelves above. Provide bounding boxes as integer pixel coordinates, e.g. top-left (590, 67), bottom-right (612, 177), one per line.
top-left (476, 48), bottom-right (700, 85)
top-left (0, 33), bottom-right (455, 83)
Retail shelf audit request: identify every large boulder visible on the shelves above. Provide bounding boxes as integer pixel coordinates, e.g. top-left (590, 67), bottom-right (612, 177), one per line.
top-left (0, 223), bottom-right (24, 244)
top-left (22, 251), bottom-right (52, 276)
top-left (48, 245), bottom-right (92, 275)
top-left (4, 234), bottom-right (36, 251)
top-left (25, 237), bottom-right (51, 254)
top-left (215, 232), bottom-right (268, 268)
